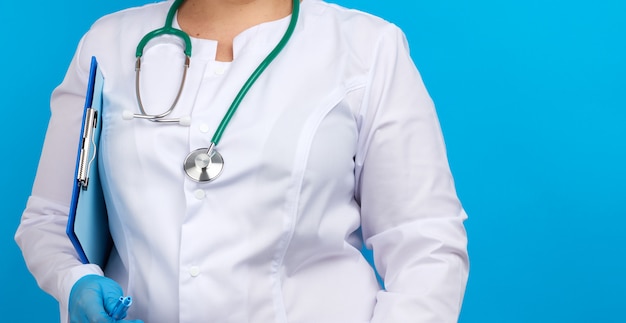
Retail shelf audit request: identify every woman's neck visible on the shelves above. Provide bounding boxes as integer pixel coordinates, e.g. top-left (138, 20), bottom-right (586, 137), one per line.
top-left (178, 0), bottom-right (293, 62)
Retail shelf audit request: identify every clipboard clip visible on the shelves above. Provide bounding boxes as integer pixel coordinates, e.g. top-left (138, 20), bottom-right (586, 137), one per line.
top-left (77, 108), bottom-right (98, 190)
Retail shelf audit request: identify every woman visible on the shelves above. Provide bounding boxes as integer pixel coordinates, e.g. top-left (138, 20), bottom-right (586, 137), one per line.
top-left (15, 0), bottom-right (469, 322)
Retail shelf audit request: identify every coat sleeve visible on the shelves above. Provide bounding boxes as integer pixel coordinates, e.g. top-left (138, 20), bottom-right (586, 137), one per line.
top-left (355, 24), bottom-right (469, 323)
top-left (14, 34), bottom-right (105, 323)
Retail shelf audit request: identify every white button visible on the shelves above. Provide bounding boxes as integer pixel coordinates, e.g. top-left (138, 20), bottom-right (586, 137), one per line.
top-left (215, 66), bottom-right (225, 75)
top-left (199, 123), bottom-right (210, 133)
top-left (189, 266), bottom-right (201, 277)
top-left (194, 189), bottom-right (206, 200)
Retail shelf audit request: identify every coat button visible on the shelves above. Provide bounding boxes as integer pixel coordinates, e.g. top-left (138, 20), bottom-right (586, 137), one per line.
top-left (189, 266), bottom-right (201, 277)
top-left (199, 124), bottom-right (210, 133)
top-left (194, 189), bottom-right (206, 200)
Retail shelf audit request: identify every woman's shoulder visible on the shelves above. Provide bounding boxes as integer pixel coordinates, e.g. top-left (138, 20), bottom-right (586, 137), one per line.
top-left (79, 1), bottom-right (173, 51)
top-left (301, 0), bottom-right (408, 65)
top-left (89, 0), bottom-right (172, 34)
top-left (75, 1), bottom-right (174, 72)
top-left (304, 0), bottom-right (399, 35)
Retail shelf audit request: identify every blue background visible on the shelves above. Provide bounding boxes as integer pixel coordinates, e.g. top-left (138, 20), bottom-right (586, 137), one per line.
top-left (1, 0), bottom-right (624, 322)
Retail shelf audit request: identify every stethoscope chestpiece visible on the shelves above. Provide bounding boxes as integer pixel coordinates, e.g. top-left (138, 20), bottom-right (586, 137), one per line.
top-left (183, 147), bottom-right (224, 182)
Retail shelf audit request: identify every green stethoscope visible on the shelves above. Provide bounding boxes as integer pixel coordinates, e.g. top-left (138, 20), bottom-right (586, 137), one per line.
top-left (127, 0), bottom-right (300, 182)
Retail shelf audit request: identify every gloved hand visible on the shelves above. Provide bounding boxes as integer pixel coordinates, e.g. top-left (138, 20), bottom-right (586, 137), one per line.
top-left (69, 274), bottom-right (144, 323)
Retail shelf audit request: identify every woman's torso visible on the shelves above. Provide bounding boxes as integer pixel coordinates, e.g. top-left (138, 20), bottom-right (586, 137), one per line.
top-left (86, 1), bottom-right (391, 322)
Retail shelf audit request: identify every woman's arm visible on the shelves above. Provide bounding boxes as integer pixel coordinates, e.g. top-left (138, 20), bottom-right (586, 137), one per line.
top-left (15, 35), bottom-right (105, 323)
top-left (356, 24), bottom-right (469, 323)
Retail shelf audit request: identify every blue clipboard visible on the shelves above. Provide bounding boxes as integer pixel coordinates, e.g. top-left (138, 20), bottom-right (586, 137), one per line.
top-left (66, 56), bottom-right (112, 267)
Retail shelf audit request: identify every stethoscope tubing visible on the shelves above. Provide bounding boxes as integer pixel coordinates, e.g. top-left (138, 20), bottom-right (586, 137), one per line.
top-left (131, 0), bottom-right (300, 136)
top-left (129, 0), bottom-right (301, 182)
top-left (210, 0), bottom-right (300, 146)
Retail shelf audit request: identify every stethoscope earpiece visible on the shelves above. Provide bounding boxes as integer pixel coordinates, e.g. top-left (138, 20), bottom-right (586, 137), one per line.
top-left (179, 116), bottom-right (191, 127)
top-left (122, 110), bottom-right (134, 120)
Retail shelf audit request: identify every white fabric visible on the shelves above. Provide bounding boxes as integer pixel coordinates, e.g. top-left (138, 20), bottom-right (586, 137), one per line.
top-left (15, 0), bottom-right (469, 322)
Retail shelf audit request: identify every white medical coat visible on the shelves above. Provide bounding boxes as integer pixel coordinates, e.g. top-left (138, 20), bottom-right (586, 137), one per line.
top-left (15, 0), bottom-right (469, 322)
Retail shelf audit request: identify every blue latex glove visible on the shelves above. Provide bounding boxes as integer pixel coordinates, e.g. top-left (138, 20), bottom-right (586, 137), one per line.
top-left (69, 275), bottom-right (144, 323)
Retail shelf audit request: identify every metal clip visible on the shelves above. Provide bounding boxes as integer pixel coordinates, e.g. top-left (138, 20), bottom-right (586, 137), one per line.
top-left (77, 108), bottom-right (98, 189)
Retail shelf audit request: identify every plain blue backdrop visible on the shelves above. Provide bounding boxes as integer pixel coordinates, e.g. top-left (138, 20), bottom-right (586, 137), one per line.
top-left (2, 0), bottom-right (624, 322)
